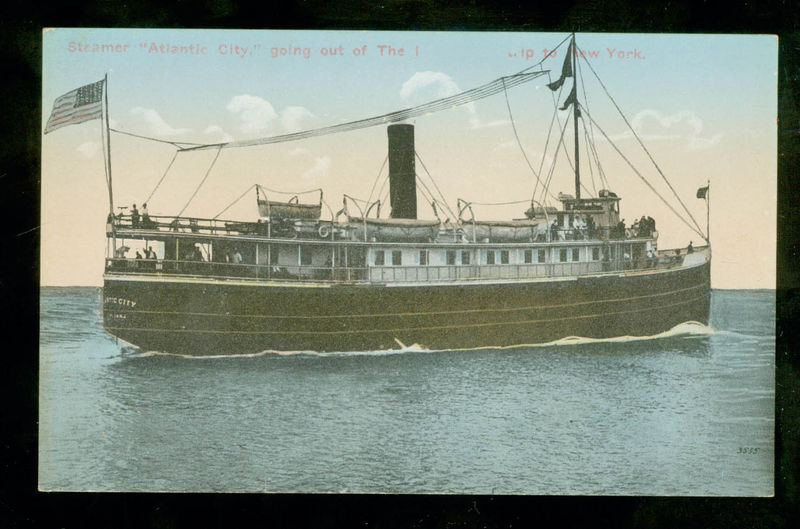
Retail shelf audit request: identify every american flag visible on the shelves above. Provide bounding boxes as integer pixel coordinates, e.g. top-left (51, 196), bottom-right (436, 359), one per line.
top-left (44, 79), bottom-right (105, 134)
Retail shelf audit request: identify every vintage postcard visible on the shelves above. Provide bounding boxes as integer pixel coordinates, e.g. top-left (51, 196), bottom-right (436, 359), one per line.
top-left (40, 29), bottom-right (775, 494)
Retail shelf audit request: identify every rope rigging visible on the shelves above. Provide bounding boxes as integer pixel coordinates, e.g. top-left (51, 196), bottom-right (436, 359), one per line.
top-left (105, 32), bottom-right (702, 238)
top-left (537, 105), bottom-right (574, 208)
top-left (176, 71), bottom-right (549, 152)
top-left (501, 77), bottom-right (544, 191)
top-left (576, 44), bottom-right (705, 236)
top-left (143, 150), bottom-right (180, 206)
top-left (213, 184), bottom-right (257, 219)
top-left (176, 145), bottom-right (223, 217)
top-left (582, 107), bottom-right (706, 240)
top-left (365, 156), bottom-right (389, 207)
top-left (576, 51), bottom-right (609, 190)
top-left (414, 151), bottom-right (459, 221)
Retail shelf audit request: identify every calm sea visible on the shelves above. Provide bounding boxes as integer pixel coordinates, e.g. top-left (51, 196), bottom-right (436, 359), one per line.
top-left (38, 288), bottom-right (774, 495)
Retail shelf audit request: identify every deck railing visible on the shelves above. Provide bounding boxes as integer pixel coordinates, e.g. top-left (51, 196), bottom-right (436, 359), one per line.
top-left (109, 214), bottom-right (656, 242)
top-left (105, 253), bottom-right (685, 284)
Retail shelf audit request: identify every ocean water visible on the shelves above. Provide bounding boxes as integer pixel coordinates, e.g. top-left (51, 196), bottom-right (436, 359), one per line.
top-left (38, 288), bottom-right (774, 495)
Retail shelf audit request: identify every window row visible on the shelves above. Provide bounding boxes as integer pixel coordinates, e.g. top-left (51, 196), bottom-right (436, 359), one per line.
top-left (371, 248), bottom-right (602, 266)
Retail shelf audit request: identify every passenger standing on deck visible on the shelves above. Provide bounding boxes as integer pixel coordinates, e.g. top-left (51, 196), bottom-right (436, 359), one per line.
top-left (616, 219), bottom-right (626, 239)
top-left (131, 204), bottom-right (139, 227)
top-left (233, 249), bottom-right (243, 265)
top-left (141, 203), bottom-right (150, 227)
top-left (687, 241), bottom-right (694, 254)
top-left (646, 248), bottom-right (655, 267)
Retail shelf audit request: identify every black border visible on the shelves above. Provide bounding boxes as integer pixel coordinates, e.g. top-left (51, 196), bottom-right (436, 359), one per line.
top-left (2, 1), bottom-right (797, 527)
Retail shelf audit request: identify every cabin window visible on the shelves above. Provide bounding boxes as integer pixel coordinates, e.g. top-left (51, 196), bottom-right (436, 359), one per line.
top-left (592, 247), bottom-right (600, 261)
top-left (572, 248), bottom-right (580, 262)
top-left (300, 245), bottom-right (312, 266)
top-left (559, 249), bottom-right (567, 262)
top-left (538, 249), bottom-right (546, 263)
top-left (500, 250), bottom-right (509, 264)
top-left (392, 250), bottom-right (402, 266)
top-left (461, 251), bottom-right (470, 265)
top-left (446, 250), bottom-right (456, 265)
top-left (269, 245), bottom-right (279, 265)
top-left (374, 250), bottom-right (385, 266)
top-left (486, 251), bottom-right (496, 265)
top-left (419, 250), bottom-right (428, 266)
top-left (524, 249), bottom-right (533, 264)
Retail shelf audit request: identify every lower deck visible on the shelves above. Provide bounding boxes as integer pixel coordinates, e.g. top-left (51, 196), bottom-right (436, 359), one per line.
top-left (103, 258), bottom-right (711, 354)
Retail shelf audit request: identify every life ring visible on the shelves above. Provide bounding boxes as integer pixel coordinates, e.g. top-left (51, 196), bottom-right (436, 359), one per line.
top-left (625, 228), bottom-right (633, 238)
top-left (318, 224), bottom-right (331, 238)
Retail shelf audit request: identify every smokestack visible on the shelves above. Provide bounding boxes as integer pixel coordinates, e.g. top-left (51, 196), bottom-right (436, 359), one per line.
top-left (387, 123), bottom-right (417, 219)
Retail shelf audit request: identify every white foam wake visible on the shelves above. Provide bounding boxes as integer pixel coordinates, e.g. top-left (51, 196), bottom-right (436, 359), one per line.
top-left (118, 321), bottom-right (718, 359)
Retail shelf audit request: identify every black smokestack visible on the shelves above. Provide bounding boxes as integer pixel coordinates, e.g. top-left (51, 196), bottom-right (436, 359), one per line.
top-left (387, 123), bottom-right (417, 219)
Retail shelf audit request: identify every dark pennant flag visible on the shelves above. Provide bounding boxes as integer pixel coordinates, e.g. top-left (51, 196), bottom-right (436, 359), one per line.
top-left (696, 186), bottom-right (709, 199)
top-left (547, 40), bottom-right (574, 91)
top-left (560, 84), bottom-right (578, 113)
top-left (44, 79), bottom-right (105, 134)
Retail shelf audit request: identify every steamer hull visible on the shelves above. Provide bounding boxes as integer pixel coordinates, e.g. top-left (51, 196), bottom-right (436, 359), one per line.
top-left (103, 260), bottom-right (710, 355)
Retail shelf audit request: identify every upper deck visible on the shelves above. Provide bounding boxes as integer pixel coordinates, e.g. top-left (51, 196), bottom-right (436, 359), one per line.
top-left (103, 213), bottom-right (707, 286)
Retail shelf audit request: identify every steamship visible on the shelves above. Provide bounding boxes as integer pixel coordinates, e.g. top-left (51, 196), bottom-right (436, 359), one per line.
top-left (48, 34), bottom-right (711, 354)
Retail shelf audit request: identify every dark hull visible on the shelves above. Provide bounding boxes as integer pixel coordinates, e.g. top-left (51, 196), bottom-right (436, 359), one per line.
top-left (102, 262), bottom-right (710, 354)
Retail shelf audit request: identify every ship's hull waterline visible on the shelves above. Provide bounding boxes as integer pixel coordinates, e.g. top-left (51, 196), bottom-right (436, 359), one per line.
top-left (102, 261), bottom-right (710, 355)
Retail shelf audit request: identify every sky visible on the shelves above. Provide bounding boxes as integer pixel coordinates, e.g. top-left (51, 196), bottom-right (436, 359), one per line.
top-left (41, 29), bottom-right (777, 288)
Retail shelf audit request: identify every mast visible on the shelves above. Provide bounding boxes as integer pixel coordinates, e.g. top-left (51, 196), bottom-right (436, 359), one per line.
top-left (706, 179), bottom-right (710, 242)
top-left (103, 73), bottom-right (114, 216)
top-left (572, 33), bottom-right (581, 200)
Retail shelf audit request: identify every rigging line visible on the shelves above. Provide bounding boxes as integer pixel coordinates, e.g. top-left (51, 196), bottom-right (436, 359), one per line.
top-left (501, 77), bottom-right (548, 196)
top-left (577, 48), bottom-right (705, 235)
top-left (408, 165), bottom-right (444, 216)
top-left (582, 126), bottom-right (598, 196)
top-left (256, 185), bottom-right (322, 196)
top-left (575, 46), bottom-right (608, 190)
top-left (414, 174), bottom-right (438, 211)
top-left (581, 107), bottom-right (609, 190)
top-left (518, 34), bottom-right (573, 74)
top-left (534, 71), bottom-right (561, 203)
top-left (366, 156), bottom-right (389, 206)
top-left (100, 104), bottom-right (111, 195)
top-left (109, 127), bottom-right (204, 147)
top-left (587, 120), bottom-right (609, 189)
top-left (545, 72), bottom-right (576, 177)
top-left (375, 172), bottom-right (390, 207)
top-left (583, 108), bottom-right (706, 239)
top-left (176, 145), bottom-right (224, 218)
top-left (464, 199), bottom-right (531, 206)
top-left (539, 106), bottom-right (593, 203)
top-left (143, 150), bottom-right (180, 206)
top-left (379, 188), bottom-right (390, 213)
top-left (177, 72), bottom-right (550, 152)
top-left (538, 104), bottom-right (573, 207)
top-left (213, 184), bottom-right (256, 219)
top-left (414, 151), bottom-right (458, 220)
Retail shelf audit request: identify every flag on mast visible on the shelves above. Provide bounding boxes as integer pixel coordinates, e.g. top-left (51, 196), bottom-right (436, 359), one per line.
top-left (696, 185), bottom-right (709, 199)
top-left (547, 40), bottom-right (574, 91)
top-left (44, 79), bottom-right (105, 134)
top-left (559, 84), bottom-right (580, 117)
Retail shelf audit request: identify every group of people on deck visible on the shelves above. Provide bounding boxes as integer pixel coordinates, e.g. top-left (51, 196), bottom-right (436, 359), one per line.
top-left (547, 215), bottom-right (597, 241)
top-left (129, 203), bottom-right (153, 228)
top-left (133, 246), bottom-right (157, 260)
top-left (633, 215), bottom-right (656, 238)
top-left (611, 215), bottom-right (656, 239)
